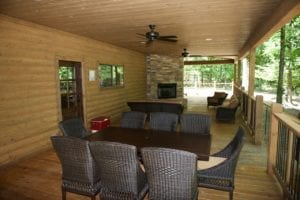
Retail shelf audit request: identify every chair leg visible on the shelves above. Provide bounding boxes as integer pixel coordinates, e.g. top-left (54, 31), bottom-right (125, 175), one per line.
top-left (61, 187), bottom-right (66, 200)
top-left (229, 190), bottom-right (233, 200)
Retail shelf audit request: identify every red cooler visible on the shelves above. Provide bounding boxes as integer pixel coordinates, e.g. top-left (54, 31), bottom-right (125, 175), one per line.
top-left (90, 116), bottom-right (110, 133)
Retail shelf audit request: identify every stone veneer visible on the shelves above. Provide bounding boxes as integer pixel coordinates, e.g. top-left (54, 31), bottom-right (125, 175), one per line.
top-left (146, 54), bottom-right (184, 99)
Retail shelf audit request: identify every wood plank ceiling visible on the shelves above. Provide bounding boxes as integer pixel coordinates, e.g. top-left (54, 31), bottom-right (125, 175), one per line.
top-left (0, 0), bottom-right (285, 57)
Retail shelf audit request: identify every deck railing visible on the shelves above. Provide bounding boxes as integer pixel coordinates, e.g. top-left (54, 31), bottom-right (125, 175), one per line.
top-left (235, 86), bottom-right (263, 144)
top-left (184, 81), bottom-right (233, 90)
top-left (262, 102), bottom-right (272, 141)
top-left (268, 104), bottom-right (300, 200)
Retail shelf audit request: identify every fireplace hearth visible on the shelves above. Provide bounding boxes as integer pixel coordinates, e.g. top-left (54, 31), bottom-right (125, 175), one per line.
top-left (157, 83), bottom-right (177, 99)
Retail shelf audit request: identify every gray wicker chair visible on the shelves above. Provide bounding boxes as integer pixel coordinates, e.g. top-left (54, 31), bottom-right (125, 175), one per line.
top-left (120, 111), bottom-right (147, 129)
top-left (58, 117), bottom-right (88, 138)
top-left (180, 113), bottom-right (211, 135)
top-left (197, 126), bottom-right (245, 200)
top-left (51, 136), bottom-right (101, 200)
top-left (141, 147), bottom-right (198, 200)
top-left (89, 141), bottom-right (148, 200)
top-left (149, 112), bottom-right (178, 132)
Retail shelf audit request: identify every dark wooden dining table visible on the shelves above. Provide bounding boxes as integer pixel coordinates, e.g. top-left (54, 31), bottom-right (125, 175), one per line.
top-left (86, 126), bottom-right (211, 161)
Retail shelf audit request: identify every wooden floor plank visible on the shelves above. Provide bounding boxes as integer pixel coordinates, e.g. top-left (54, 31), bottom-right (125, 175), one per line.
top-left (0, 96), bottom-right (283, 200)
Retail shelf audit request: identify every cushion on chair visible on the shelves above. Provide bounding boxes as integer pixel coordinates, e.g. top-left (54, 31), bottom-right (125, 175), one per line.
top-left (197, 156), bottom-right (227, 170)
top-left (228, 96), bottom-right (239, 108)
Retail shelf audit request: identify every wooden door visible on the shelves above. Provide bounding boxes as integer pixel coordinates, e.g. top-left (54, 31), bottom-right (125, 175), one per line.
top-left (58, 60), bottom-right (84, 120)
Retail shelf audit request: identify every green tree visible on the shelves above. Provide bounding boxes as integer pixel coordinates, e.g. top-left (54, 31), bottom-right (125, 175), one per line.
top-left (276, 26), bottom-right (285, 103)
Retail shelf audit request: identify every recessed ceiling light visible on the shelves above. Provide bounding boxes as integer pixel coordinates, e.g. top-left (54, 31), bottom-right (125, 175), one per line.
top-left (205, 38), bottom-right (212, 41)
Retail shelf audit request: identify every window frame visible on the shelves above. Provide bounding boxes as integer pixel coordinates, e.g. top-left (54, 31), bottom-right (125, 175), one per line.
top-left (99, 63), bottom-right (124, 88)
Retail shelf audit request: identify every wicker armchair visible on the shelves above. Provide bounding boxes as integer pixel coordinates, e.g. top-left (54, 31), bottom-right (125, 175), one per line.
top-left (180, 113), bottom-right (211, 135)
top-left (120, 111), bottom-right (147, 129)
top-left (207, 92), bottom-right (228, 108)
top-left (216, 96), bottom-right (240, 122)
top-left (89, 141), bottom-right (148, 200)
top-left (58, 117), bottom-right (88, 138)
top-left (141, 147), bottom-right (198, 200)
top-left (149, 112), bottom-right (178, 132)
top-left (197, 126), bottom-right (245, 200)
top-left (51, 136), bottom-right (101, 200)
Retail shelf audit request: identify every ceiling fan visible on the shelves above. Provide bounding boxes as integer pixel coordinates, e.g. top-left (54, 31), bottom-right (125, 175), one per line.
top-left (137, 25), bottom-right (178, 43)
top-left (181, 48), bottom-right (202, 57)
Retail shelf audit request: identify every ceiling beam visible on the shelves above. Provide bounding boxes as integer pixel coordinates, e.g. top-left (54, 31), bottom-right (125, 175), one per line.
top-left (239, 0), bottom-right (300, 58)
top-left (184, 59), bottom-right (234, 65)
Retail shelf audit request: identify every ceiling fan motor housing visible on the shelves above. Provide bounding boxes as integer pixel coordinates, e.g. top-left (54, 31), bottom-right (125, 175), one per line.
top-left (146, 31), bottom-right (159, 40)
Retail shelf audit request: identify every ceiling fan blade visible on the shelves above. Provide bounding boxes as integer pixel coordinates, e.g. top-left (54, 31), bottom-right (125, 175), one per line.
top-left (158, 35), bottom-right (177, 39)
top-left (157, 38), bottom-right (177, 42)
top-left (146, 40), bottom-right (153, 44)
top-left (136, 33), bottom-right (146, 37)
top-left (189, 55), bottom-right (203, 57)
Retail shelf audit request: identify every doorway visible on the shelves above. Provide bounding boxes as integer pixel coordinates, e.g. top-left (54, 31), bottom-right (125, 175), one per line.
top-left (58, 60), bottom-right (84, 120)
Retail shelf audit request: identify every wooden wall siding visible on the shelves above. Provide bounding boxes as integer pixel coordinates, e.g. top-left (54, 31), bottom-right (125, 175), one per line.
top-left (146, 54), bottom-right (184, 99)
top-left (0, 15), bottom-right (146, 166)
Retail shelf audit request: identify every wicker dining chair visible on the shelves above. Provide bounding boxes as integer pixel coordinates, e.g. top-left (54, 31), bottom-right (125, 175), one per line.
top-left (58, 117), bottom-right (88, 138)
top-left (148, 112), bottom-right (178, 132)
top-left (197, 126), bottom-right (245, 200)
top-left (89, 141), bottom-right (148, 200)
top-left (51, 136), bottom-right (101, 200)
top-left (141, 147), bottom-right (198, 200)
top-left (120, 111), bottom-right (147, 129)
top-left (180, 113), bottom-right (211, 135)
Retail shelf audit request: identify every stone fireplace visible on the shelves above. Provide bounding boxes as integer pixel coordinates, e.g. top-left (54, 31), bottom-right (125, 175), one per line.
top-left (157, 83), bottom-right (177, 98)
top-left (146, 54), bottom-right (183, 99)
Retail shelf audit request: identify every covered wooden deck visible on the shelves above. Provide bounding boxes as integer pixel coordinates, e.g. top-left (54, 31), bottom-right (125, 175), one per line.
top-left (0, 96), bottom-right (282, 200)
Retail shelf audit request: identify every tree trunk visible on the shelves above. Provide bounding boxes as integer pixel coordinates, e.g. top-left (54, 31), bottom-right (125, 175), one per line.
top-left (287, 67), bottom-right (294, 104)
top-left (276, 26), bottom-right (285, 103)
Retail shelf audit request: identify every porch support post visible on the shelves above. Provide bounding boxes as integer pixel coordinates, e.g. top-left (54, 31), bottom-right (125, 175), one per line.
top-left (254, 95), bottom-right (263, 145)
top-left (237, 60), bottom-right (242, 87)
top-left (247, 48), bottom-right (255, 125)
top-left (267, 103), bottom-right (283, 174)
top-left (233, 62), bottom-right (237, 95)
top-left (248, 48), bottom-right (255, 96)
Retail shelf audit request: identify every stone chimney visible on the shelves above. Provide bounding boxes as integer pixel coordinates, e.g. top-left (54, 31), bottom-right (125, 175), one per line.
top-left (146, 54), bottom-right (184, 99)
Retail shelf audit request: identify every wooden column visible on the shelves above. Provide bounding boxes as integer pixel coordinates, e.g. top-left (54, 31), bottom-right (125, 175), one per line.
top-left (267, 103), bottom-right (283, 174)
top-left (248, 48), bottom-right (255, 96)
top-left (247, 49), bottom-right (255, 125)
top-left (233, 62), bottom-right (237, 95)
top-left (254, 95), bottom-right (263, 145)
top-left (237, 60), bottom-right (242, 87)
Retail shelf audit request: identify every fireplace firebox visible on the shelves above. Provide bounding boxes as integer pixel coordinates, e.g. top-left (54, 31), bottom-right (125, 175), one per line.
top-left (157, 83), bottom-right (177, 99)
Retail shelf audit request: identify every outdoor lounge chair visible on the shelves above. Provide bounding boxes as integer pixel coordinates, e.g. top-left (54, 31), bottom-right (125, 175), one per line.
top-left (89, 141), bottom-right (148, 200)
top-left (197, 126), bottom-right (245, 200)
top-left (216, 95), bottom-right (240, 122)
top-left (180, 113), bottom-right (211, 135)
top-left (58, 117), bottom-right (88, 138)
top-left (207, 92), bottom-right (228, 108)
top-left (149, 112), bottom-right (178, 132)
top-left (141, 147), bottom-right (198, 200)
top-left (51, 136), bottom-right (101, 200)
top-left (120, 111), bottom-right (147, 129)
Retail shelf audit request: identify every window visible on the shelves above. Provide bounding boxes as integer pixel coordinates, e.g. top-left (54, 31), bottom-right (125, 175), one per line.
top-left (99, 64), bottom-right (124, 88)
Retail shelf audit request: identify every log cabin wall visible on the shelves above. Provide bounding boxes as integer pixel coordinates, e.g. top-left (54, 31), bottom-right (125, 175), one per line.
top-left (0, 15), bottom-right (146, 166)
